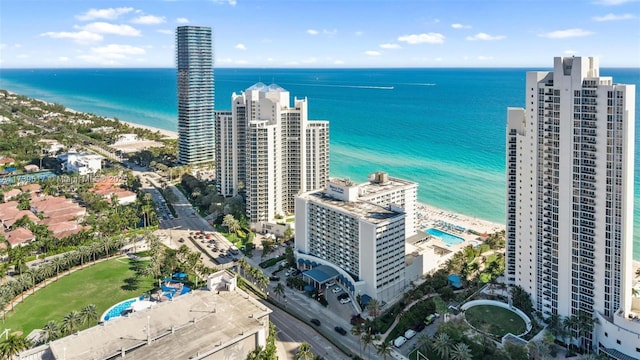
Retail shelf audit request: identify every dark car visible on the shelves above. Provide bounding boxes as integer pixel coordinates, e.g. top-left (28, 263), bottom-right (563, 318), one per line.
top-left (413, 323), bottom-right (426, 332)
top-left (269, 275), bottom-right (281, 281)
top-left (334, 326), bottom-right (347, 335)
top-left (337, 293), bottom-right (349, 300)
top-left (310, 318), bottom-right (321, 326)
top-left (178, 238), bottom-right (185, 243)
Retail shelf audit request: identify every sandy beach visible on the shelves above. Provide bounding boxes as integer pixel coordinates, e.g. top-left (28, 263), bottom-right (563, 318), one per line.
top-left (120, 120), bottom-right (178, 140)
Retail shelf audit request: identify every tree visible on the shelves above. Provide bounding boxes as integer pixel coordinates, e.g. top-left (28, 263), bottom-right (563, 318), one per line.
top-left (362, 332), bottom-right (374, 360)
top-left (376, 340), bottom-right (393, 360)
top-left (80, 304), bottom-right (98, 326)
top-left (351, 326), bottom-right (364, 359)
top-left (450, 343), bottom-right (473, 360)
top-left (432, 332), bottom-right (452, 360)
top-left (510, 285), bottom-right (533, 315)
top-left (563, 315), bottom-right (580, 353)
top-left (504, 342), bottom-right (529, 360)
top-left (527, 340), bottom-right (551, 360)
top-left (295, 342), bottom-right (313, 360)
top-left (0, 333), bottom-right (31, 359)
top-left (61, 310), bottom-right (82, 335)
top-left (40, 320), bottom-right (61, 344)
top-left (222, 214), bottom-right (237, 232)
top-left (367, 298), bottom-right (381, 318)
top-left (274, 283), bottom-right (285, 300)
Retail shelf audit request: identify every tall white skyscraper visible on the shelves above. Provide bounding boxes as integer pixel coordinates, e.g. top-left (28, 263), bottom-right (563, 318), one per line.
top-left (506, 57), bottom-right (638, 357)
top-left (215, 83), bottom-right (329, 229)
top-left (176, 26), bottom-right (215, 165)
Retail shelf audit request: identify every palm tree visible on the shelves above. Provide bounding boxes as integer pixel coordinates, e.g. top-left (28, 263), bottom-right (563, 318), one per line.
top-left (563, 315), bottom-right (579, 353)
top-left (432, 332), bottom-right (452, 360)
top-left (577, 312), bottom-right (598, 350)
top-left (274, 283), bottom-right (285, 300)
top-left (222, 214), bottom-right (236, 232)
top-left (61, 310), bottom-right (82, 335)
top-left (351, 326), bottom-right (364, 359)
top-left (40, 320), bottom-right (61, 343)
top-left (362, 332), bottom-right (373, 360)
top-left (528, 340), bottom-right (551, 360)
top-left (295, 342), bottom-right (313, 360)
top-left (63, 252), bottom-right (77, 274)
top-left (450, 342), bottom-right (473, 360)
top-left (0, 333), bottom-right (31, 359)
top-left (366, 298), bottom-right (381, 318)
top-left (376, 340), bottom-right (393, 360)
top-left (417, 333), bottom-right (431, 353)
top-left (80, 304), bottom-right (98, 326)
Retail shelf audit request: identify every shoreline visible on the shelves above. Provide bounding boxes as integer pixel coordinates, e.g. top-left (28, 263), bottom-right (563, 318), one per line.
top-left (119, 120), bottom-right (178, 140)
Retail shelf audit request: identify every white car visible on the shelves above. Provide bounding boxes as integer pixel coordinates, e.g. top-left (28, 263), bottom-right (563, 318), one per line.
top-left (339, 298), bottom-right (351, 304)
top-left (326, 281), bottom-right (336, 287)
top-left (404, 329), bottom-right (416, 339)
top-left (332, 286), bottom-right (342, 293)
top-left (393, 336), bottom-right (407, 348)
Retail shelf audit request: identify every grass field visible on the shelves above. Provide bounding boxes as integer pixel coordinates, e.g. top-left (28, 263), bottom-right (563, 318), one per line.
top-left (1, 257), bottom-right (154, 336)
top-left (464, 304), bottom-right (526, 337)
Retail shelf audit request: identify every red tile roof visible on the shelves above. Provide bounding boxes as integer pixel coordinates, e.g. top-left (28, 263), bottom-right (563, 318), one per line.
top-left (5, 227), bottom-right (35, 247)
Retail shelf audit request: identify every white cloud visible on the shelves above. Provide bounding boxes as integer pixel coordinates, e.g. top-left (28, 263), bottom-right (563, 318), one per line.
top-left (41, 30), bottom-right (104, 43)
top-left (235, 60), bottom-right (249, 65)
top-left (594, 0), bottom-right (638, 5)
top-left (477, 56), bottom-right (494, 60)
top-left (364, 50), bottom-right (381, 56)
top-left (466, 33), bottom-right (506, 41)
top-left (0, 44), bottom-right (6, 50)
top-left (78, 44), bottom-right (145, 64)
top-left (76, 7), bottom-right (134, 21)
top-left (379, 43), bottom-right (401, 49)
top-left (78, 22), bottom-right (141, 36)
top-left (176, 17), bottom-right (190, 24)
top-left (334, 60), bottom-right (345, 65)
top-left (592, 13), bottom-right (636, 21)
top-left (564, 50), bottom-right (579, 55)
top-left (157, 29), bottom-right (173, 35)
top-left (355, 31), bottom-right (364, 36)
top-left (397, 33), bottom-right (445, 44)
top-left (211, 0), bottom-right (237, 5)
top-left (539, 28), bottom-right (593, 39)
top-left (131, 15), bottom-right (166, 25)
top-left (301, 57), bottom-right (317, 64)
top-left (323, 29), bottom-right (337, 36)
top-left (451, 23), bottom-right (471, 29)
top-left (58, 56), bottom-right (69, 62)
top-left (235, 43), bottom-right (247, 50)
top-left (307, 29), bottom-right (319, 35)
top-left (17, 54), bottom-right (29, 59)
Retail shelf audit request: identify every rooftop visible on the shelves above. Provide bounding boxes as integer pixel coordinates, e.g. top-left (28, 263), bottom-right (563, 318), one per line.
top-left (48, 286), bottom-right (270, 360)
top-left (303, 191), bottom-right (404, 225)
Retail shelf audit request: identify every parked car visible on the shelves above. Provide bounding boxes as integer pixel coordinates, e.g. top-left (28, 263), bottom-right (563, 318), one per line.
top-left (393, 336), bottom-right (407, 348)
top-left (326, 281), bottom-right (336, 287)
top-left (310, 318), bottom-right (321, 326)
top-left (404, 329), bottom-right (416, 339)
top-left (334, 326), bottom-right (347, 335)
top-left (332, 286), bottom-right (342, 293)
top-left (337, 293), bottom-right (349, 300)
top-left (339, 298), bottom-right (351, 304)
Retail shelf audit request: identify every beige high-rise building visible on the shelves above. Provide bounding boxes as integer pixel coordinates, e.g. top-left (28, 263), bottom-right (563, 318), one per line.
top-left (215, 83), bottom-right (329, 229)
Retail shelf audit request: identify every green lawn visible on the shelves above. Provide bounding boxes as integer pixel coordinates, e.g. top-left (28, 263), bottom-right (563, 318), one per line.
top-left (464, 305), bottom-right (526, 337)
top-left (1, 257), bottom-right (155, 336)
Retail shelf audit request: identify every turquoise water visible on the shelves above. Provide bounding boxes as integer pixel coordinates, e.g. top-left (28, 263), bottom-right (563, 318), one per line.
top-left (426, 228), bottom-right (465, 246)
top-left (101, 298), bottom-right (136, 321)
top-left (0, 67), bottom-right (639, 260)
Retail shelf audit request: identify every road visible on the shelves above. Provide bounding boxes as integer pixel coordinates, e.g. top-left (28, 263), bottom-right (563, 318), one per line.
top-left (263, 299), bottom-right (349, 360)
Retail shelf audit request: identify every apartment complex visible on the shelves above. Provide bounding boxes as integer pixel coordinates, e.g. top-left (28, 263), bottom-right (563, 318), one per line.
top-left (506, 57), bottom-right (639, 357)
top-left (215, 82), bottom-right (329, 229)
top-left (295, 172), bottom-right (417, 304)
top-left (176, 26), bottom-right (215, 165)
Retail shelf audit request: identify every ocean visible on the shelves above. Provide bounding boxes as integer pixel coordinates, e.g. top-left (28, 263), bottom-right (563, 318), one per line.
top-left (1, 67), bottom-right (639, 260)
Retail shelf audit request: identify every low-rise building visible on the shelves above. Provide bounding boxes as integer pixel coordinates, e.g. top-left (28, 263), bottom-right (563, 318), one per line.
top-left (58, 152), bottom-right (103, 175)
top-left (5, 227), bottom-right (35, 248)
top-left (20, 270), bottom-right (272, 360)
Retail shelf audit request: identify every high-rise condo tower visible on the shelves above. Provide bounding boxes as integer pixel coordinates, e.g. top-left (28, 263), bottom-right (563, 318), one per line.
top-left (176, 26), bottom-right (215, 165)
top-left (506, 57), bottom-right (638, 358)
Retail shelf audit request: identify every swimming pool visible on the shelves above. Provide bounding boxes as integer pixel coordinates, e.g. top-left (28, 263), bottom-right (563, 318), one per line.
top-left (101, 298), bottom-right (137, 321)
top-left (425, 228), bottom-right (464, 246)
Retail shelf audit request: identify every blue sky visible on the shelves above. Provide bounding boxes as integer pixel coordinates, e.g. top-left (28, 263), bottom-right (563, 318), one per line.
top-left (1, 0), bottom-right (639, 68)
